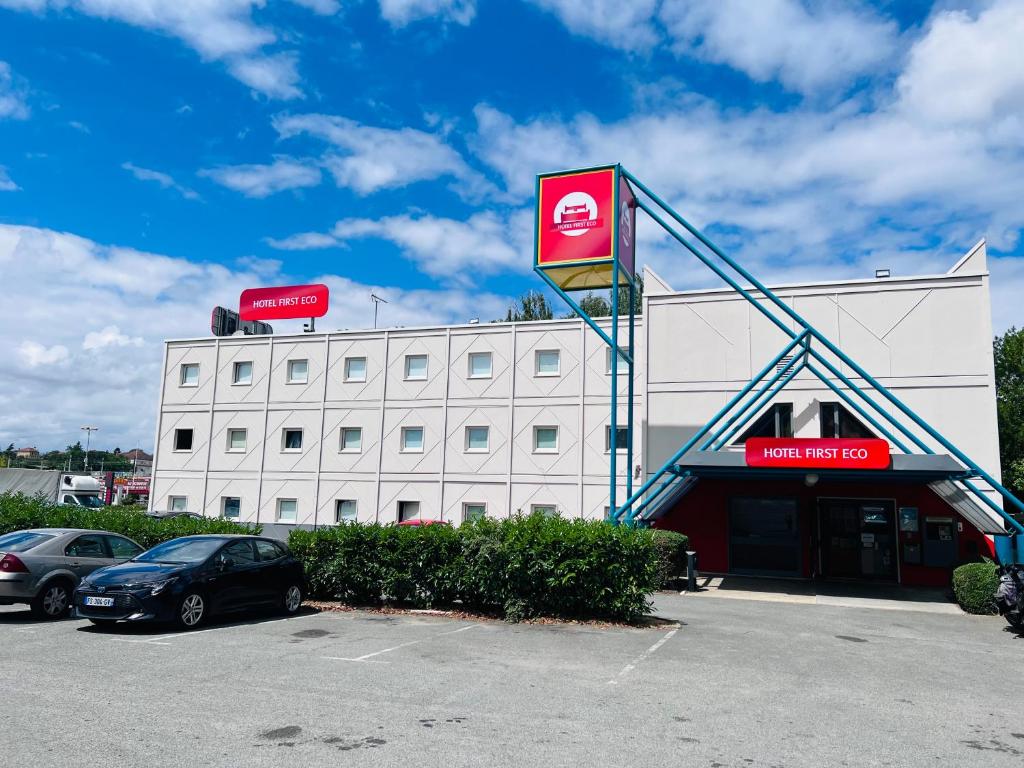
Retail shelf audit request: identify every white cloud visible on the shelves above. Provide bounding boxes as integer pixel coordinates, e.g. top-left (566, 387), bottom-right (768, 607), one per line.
top-left (199, 157), bottom-right (321, 198)
top-left (0, 222), bottom-right (516, 450)
top-left (264, 231), bottom-right (339, 250)
top-left (290, 0), bottom-right (340, 14)
top-left (377, 0), bottom-right (475, 26)
top-left (82, 325), bottom-right (144, 350)
top-left (0, 60), bottom-right (30, 120)
top-left (526, 0), bottom-right (660, 51)
top-left (122, 161), bottom-right (200, 200)
top-left (273, 112), bottom-right (493, 197)
top-left (17, 341), bottom-right (68, 368)
top-left (0, 166), bottom-right (17, 191)
top-left (0, 1), bottom-right (316, 100)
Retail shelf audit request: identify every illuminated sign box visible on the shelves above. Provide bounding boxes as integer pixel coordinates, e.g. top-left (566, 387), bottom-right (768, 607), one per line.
top-left (239, 283), bottom-right (330, 321)
top-left (745, 437), bottom-right (891, 470)
top-left (535, 165), bottom-right (636, 291)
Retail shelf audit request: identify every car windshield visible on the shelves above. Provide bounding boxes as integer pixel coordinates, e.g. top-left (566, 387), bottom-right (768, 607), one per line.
top-left (134, 538), bottom-right (224, 564)
top-left (0, 531), bottom-right (54, 552)
top-left (77, 495), bottom-right (105, 509)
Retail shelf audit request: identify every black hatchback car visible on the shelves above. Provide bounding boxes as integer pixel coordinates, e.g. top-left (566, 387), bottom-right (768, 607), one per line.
top-left (72, 535), bottom-right (305, 629)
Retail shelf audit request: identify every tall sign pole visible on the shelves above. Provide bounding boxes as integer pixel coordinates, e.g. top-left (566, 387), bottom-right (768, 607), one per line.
top-left (80, 425), bottom-right (99, 472)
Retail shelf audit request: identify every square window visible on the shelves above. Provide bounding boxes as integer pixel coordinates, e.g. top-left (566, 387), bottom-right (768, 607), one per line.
top-left (468, 351), bottom-right (492, 379)
top-left (276, 498), bottom-right (297, 523)
top-left (463, 503), bottom-right (486, 522)
top-left (335, 499), bottom-right (357, 523)
top-left (533, 426), bottom-right (558, 453)
top-left (227, 428), bottom-right (247, 452)
top-left (398, 500), bottom-right (420, 522)
top-left (605, 347), bottom-right (629, 375)
top-left (287, 359), bottom-right (308, 384)
top-left (173, 428), bottom-right (193, 451)
top-left (169, 496), bottom-right (188, 512)
top-left (404, 354), bottom-right (428, 380)
top-left (605, 426), bottom-right (629, 452)
top-left (282, 428), bottom-right (303, 452)
top-left (465, 426), bottom-right (489, 452)
top-left (232, 361), bottom-right (253, 385)
top-left (535, 349), bottom-right (560, 376)
top-left (340, 427), bottom-right (362, 453)
top-left (531, 504), bottom-right (557, 517)
top-left (344, 356), bottom-right (367, 382)
top-left (222, 497), bottom-right (241, 519)
top-left (180, 363), bottom-right (199, 387)
top-left (401, 427), bottom-right (424, 453)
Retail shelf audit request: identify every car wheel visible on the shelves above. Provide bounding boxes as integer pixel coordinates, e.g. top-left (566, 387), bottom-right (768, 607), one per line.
top-left (177, 592), bottom-right (206, 629)
top-left (30, 579), bottom-right (72, 620)
top-left (282, 584), bottom-right (303, 615)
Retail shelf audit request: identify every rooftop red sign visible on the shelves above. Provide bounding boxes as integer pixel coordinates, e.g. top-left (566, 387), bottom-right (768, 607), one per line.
top-left (745, 437), bottom-right (890, 470)
top-left (239, 283), bottom-right (329, 321)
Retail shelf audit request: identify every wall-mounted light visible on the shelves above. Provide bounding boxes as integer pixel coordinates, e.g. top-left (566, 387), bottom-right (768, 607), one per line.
top-left (804, 473), bottom-right (819, 487)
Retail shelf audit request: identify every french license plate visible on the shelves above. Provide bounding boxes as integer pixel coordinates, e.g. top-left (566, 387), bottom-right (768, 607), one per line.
top-left (84, 596), bottom-right (114, 607)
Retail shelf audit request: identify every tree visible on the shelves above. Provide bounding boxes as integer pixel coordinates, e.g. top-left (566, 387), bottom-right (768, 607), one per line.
top-left (995, 327), bottom-right (1024, 500)
top-left (561, 275), bottom-right (645, 319)
top-left (503, 291), bottom-right (554, 322)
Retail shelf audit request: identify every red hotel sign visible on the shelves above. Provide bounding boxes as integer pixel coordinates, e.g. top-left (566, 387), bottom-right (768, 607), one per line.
top-left (745, 438), bottom-right (891, 470)
top-left (239, 283), bottom-right (329, 321)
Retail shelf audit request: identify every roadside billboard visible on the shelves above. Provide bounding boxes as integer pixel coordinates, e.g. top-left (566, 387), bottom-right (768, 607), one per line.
top-left (534, 165), bottom-right (636, 291)
top-left (239, 283), bottom-right (330, 321)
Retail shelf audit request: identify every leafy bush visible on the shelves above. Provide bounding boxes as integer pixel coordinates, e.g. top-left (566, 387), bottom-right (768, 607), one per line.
top-left (952, 561), bottom-right (999, 614)
top-left (651, 529), bottom-right (690, 588)
top-left (0, 492), bottom-right (259, 548)
top-left (289, 513), bottom-right (661, 622)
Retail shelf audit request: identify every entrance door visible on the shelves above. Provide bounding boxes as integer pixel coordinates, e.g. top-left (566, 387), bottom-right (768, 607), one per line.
top-left (819, 498), bottom-right (897, 581)
top-left (729, 497), bottom-right (801, 576)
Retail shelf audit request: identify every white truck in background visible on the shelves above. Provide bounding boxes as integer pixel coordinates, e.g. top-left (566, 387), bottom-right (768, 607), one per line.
top-left (0, 468), bottom-right (106, 507)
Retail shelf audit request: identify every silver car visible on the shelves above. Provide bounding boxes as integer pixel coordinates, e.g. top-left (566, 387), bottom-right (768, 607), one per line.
top-left (0, 529), bottom-right (145, 619)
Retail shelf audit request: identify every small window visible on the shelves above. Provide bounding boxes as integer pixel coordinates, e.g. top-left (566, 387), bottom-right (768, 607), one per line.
top-left (819, 402), bottom-right (875, 439)
top-left (335, 499), bottom-right (357, 523)
top-left (605, 425), bottom-right (629, 452)
top-left (180, 363), bottom-right (199, 387)
top-left (222, 539), bottom-right (257, 564)
top-left (173, 429), bottom-right (193, 451)
top-left (398, 500), bottom-right (420, 522)
top-left (168, 496), bottom-right (187, 512)
top-left (340, 427), bottom-right (362, 453)
top-left (222, 497), bottom-right (241, 519)
top-left (533, 426), bottom-right (558, 453)
top-left (232, 361), bottom-right (253, 385)
top-left (287, 359), bottom-right (308, 384)
top-left (65, 534), bottom-right (108, 558)
top-left (226, 428), bottom-right (247, 452)
top-left (344, 356), bottom-right (367, 382)
top-left (605, 347), bottom-right (629, 375)
top-left (255, 540), bottom-right (283, 561)
top-left (107, 536), bottom-right (143, 560)
top-left (463, 503), bottom-right (486, 522)
top-left (62, 494), bottom-right (76, 505)
top-left (468, 351), bottom-right (492, 379)
top-left (465, 426), bottom-right (489, 452)
top-left (531, 504), bottom-right (557, 517)
top-left (404, 354), bottom-right (428, 381)
top-left (282, 428), bottom-right (303, 452)
top-left (736, 403), bottom-right (793, 443)
top-left (535, 349), bottom-right (560, 376)
top-left (276, 498), bottom-right (297, 523)
top-left (401, 426), bottom-right (424, 453)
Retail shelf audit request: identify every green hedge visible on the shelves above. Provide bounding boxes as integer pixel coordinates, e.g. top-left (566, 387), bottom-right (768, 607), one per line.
top-left (289, 513), bottom-right (660, 622)
top-left (952, 561), bottom-right (999, 615)
top-left (0, 493), bottom-right (259, 548)
top-left (651, 530), bottom-right (690, 588)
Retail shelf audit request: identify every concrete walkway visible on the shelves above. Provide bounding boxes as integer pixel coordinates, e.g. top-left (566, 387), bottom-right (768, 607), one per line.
top-left (680, 575), bottom-right (964, 614)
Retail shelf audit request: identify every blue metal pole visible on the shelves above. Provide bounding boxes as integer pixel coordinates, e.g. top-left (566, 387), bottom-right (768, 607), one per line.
top-left (534, 268), bottom-right (618, 348)
top-left (712, 360), bottom-right (805, 450)
top-left (617, 334), bottom-right (809, 523)
top-left (610, 223), bottom-right (620, 524)
top-left (626, 276), bottom-right (635, 507)
top-left (632, 472), bottom-right (690, 519)
top-left (804, 362), bottom-right (913, 453)
top-left (963, 478), bottom-right (1024, 533)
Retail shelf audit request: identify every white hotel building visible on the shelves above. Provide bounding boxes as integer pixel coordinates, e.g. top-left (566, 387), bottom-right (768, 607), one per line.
top-left (150, 242), bottom-right (1008, 584)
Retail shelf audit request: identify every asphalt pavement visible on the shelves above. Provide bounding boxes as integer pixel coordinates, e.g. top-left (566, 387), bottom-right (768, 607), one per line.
top-left (1, 591), bottom-right (1022, 767)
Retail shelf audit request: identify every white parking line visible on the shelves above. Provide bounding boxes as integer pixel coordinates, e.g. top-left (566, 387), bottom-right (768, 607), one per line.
top-left (323, 622), bottom-right (480, 663)
top-left (608, 628), bottom-right (679, 685)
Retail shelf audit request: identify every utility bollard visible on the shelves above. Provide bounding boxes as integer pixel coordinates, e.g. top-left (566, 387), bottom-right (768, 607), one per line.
top-left (686, 551), bottom-right (699, 592)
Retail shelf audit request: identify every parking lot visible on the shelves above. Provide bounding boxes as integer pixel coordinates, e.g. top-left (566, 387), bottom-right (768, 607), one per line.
top-left (2, 593), bottom-right (1023, 768)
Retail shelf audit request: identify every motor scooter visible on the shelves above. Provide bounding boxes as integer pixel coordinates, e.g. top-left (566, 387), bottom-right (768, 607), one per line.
top-left (995, 564), bottom-right (1024, 631)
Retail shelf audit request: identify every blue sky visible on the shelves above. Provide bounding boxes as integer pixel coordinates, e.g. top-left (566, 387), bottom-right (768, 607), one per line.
top-left (1, 0), bottom-right (1023, 450)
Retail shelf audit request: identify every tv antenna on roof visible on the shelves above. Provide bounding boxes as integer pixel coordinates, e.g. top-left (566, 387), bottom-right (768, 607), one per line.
top-left (370, 293), bottom-right (388, 329)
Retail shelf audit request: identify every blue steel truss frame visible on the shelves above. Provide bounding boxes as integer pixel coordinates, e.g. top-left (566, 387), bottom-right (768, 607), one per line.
top-left (535, 164), bottom-right (1024, 557)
